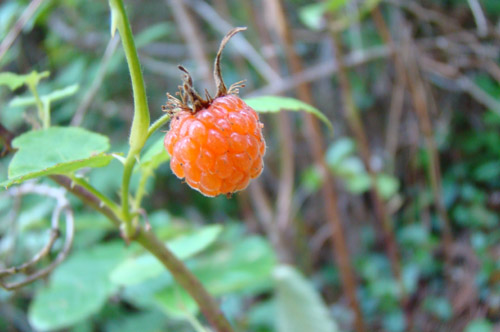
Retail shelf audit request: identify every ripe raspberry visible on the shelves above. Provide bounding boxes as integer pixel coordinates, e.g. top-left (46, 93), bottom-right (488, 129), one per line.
top-left (163, 27), bottom-right (265, 197)
top-left (164, 95), bottom-right (265, 197)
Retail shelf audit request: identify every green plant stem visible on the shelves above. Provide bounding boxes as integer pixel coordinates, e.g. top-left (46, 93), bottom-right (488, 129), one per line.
top-left (52, 173), bottom-right (235, 332)
top-left (136, 228), bottom-right (235, 332)
top-left (69, 175), bottom-right (122, 218)
top-left (50, 175), bottom-right (121, 227)
top-left (121, 152), bottom-right (137, 237)
top-left (130, 113), bottom-right (173, 212)
top-left (133, 170), bottom-right (149, 211)
top-left (109, 0), bottom-right (150, 152)
top-left (28, 84), bottom-right (48, 128)
top-left (109, 0), bottom-right (151, 237)
top-left (147, 113), bottom-right (171, 139)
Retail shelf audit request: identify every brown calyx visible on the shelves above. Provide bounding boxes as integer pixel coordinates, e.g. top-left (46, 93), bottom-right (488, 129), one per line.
top-left (162, 27), bottom-right (247, 115)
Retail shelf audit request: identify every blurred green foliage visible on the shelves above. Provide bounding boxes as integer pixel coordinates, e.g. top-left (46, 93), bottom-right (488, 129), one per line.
top-left (1, 0), bottom-right (500, 331)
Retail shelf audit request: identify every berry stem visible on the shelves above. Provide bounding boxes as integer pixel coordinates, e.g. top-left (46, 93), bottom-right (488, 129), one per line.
top-left (214, 27), bottom-right (246, 98)
top-left (147, 113), bottom-right (171, 139)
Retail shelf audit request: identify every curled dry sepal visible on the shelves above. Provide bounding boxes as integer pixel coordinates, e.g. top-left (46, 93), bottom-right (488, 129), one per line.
top-left (163, 27), bottom-right (266, 197)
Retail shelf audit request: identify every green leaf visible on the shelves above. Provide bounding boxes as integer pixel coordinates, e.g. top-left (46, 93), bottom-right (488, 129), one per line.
top-left (0, 71), bottom-right (49, 91)
top-left (423, 296), bottom-right (452, 321)
top-left (28, 243), bottom-right (128, 331)
top-left (2, 127), bottom-right (112, 188)
top-left (9, 84), bottom-right (79, 108)
top-left (327, 0), bottom-right (351, 12)
top-left (273, 265), bottom-right (339, 332)
top-left (326, 137), bottom-right (356, 166)
top-left (300, 166), bottom-right (323, 192)
top-left (110, 225), bottom-right (223, 286)
top-left (375, 174), bottom-right (399, 199)
top-left (105, 311), bottom-right (167, 332)
top-left (299, 3), bottom-right (327, 31)
top-left (465, 319), bottom-right (493, 332)
top-left (244, 96), bottom-right (333, 131)
top-left (329, 0), bottom-right (382, 31)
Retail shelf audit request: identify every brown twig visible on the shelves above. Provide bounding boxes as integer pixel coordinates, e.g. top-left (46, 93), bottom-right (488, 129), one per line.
top-left (249, 1), bottom-right (295, 262)
top-left (136, 228), bottom-right (234, 332)
top-left (270, 0), bottom-right (365, 330)
top-left (0, 123), bottom-right (16, 157)
top-left (0, 182), bottom-right (74, 290)
top-left (401, 25), bottom-right (454, 260)
top-left (71, 35), bottom-right (120, 126)
top-left (0, 0), bottom-right (45, 64)
top-left (167, 0), bottom-right (212, 90)
top-left (248, 45), bottom-right (391, 96)
top-left (328, 21), bottom-right (403, 291)
top-left (186, 0), bottom-right (281, 83)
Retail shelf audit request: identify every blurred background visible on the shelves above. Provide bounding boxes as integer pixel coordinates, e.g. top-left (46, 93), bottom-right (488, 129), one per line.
top-left (1, 0), bottom-right (500, 331)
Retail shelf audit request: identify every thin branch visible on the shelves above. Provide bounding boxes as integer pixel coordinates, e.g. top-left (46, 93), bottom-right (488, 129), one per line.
top-left (421, 58), bottom-right (500, 115)
top-left (71, 34), bottom-right (120, 126)
top-left (0, 123), bottom-right (16, 157)
top-left (136, 227), bottom-right (234, 332)
top-left (270, 0), bottom-right (365, 330)
top-left (467, 0), bottom-right (488, 37)
top-left (247, 45), bottom-right (391, 96)
top-left (0, 0), bottom-right (45, 64)
top-left (167, 0), bottom-right (212, 89)
top-left (329, 20), bottom-right (403, 290)
top-left (50, 175), bottom-right (121, 227)
top-left (185, 0), bottom-right (282, 83)
top-left (0, 182), bottom-right (74, 290)
top-left (402, 28), bottom-right (454, 260)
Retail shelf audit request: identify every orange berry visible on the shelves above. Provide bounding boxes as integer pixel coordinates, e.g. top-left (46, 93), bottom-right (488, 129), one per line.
top-left (162, 27), bottom-right (265, 197)
top-left (164, 95), bottom-right (265, 197)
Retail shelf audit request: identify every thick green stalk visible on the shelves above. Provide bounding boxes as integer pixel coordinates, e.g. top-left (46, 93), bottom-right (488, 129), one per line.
top-left (121, 153), bottom-right (137, 237)
top-left (109, 0), bottom-right (150, 152)
top-left (109, 0), bottom-right (150, 237)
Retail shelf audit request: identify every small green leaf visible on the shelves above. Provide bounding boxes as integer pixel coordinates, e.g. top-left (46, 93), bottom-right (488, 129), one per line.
top-left (273, 265), bottom-right (339, 332)
top-left (244, 96), bottom-right (333, 131)
top-left (465, 319), bottom-right (493, 332)
top-left (9, 84), bottom-right (79, 108)
top-left (299, 3), bottom-right (327, 31)
top-left (2, 127), bottom-right (112, 188)
top-left (327, 0), bottom-right (351, 12)
top-left (300, 166), bottom-right (323, 193)
top-left (329, 0), bottom-right (382, 30)
top-left (28, 243), bottom-right (128, 331)
top-left (326, 137), bottom-right (356, 166)
top-left (110, 225), bottom-right (223, 286)
top-left (0, 71), bottom-right (49, 91)
top-left (375, 174), bottom-right (399, 199)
